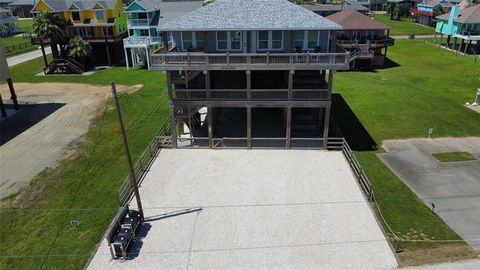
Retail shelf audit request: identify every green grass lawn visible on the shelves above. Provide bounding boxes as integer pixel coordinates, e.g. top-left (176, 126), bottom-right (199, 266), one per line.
top-left (1, 39), bottom-right (479, 269)
top-left (0, 60), bottom-right (169, 269)
top-left (1, 19), bottom-right (36, 56)
top-left (15, 18), bottom-right (34, 33)
top-left (1, 36), bottom-right (38, 57)
top-left (334, 39), bottom-right (480, 257)
top-left (373, 14), bottom-right (435, 35)
top-left (432, 152), bottom-right (477, 162)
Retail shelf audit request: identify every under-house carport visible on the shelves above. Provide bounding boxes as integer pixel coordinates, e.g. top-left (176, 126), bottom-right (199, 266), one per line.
top-left (88, 149), bottom-right (397, 270)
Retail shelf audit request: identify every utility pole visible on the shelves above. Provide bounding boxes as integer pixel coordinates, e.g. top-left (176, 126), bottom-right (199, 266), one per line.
top-left (111, 82), bottom-right (145, 222)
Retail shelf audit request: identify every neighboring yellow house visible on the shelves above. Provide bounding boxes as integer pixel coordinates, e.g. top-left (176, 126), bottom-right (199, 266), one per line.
top-left (31, 0), bottom-right (127, 65)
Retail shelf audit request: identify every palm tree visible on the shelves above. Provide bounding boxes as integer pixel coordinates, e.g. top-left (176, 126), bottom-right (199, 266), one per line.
top-left (68, 36), bottom-right (92, 62)
top-left (33, 13), bottom-right (66, 67)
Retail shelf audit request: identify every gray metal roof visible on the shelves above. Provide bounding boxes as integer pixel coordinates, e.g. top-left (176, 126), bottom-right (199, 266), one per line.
top-left (157, 1), bottom-right (203, 27)
top-left (158, 0), bottom-right (342, 32)
top-left (33, 0), bottom-right (117, 12)
top-left (8, 0), bottom-right (36, 6)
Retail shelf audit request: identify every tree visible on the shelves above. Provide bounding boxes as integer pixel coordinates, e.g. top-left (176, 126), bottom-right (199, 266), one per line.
top-left (68, 36), bottom-right (92, 62)
top-left (33, 12), bottom-right (66, 66)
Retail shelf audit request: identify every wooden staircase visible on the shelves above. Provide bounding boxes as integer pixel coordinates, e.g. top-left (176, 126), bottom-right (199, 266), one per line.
top-left (43, 58), bottom-right (86, 75)
top-left (291, 109), bottom-right (322, 137)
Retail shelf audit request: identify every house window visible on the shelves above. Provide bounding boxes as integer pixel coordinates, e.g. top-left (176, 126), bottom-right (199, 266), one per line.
top-left (71, 11), bottom-right (80, 21)
top-left (182, 32), bottom-right (193, 49)
top-left (118, 9), bottom-right (121, 18)
top-left (307, 31), bottom-right (319, 49)
top-left (293, 31), bottom-right (304, 49)
top-left (182, 32), bottom-right (204, 50)
top-left (216, 31), bottom-right (242, 51)
top-left (292, 30), bottom-right (320, 51)
top-left (139, 29), bottom-right (149, 36)
top-left (257, 31), bottom-right (283, 51)
top-left (129, 29), bottom-right (134, 36)
top-left (95, 10), bottom-right (105, 21)
top-left (103, 27), bottom-right (112, 36)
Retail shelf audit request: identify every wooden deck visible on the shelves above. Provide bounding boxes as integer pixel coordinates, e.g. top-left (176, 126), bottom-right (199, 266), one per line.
top-left (150, 52), bottom-right (350, 70)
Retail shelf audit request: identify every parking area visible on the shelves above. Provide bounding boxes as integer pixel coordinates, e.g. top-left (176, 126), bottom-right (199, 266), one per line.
top-left (378, 137), bottom-right (480, 251)
top-left (88, 149), bottom-right (397, 270)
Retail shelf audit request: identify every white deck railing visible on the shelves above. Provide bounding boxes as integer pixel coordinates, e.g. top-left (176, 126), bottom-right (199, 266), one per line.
top-left (150, 52), bottom-right (350, 69)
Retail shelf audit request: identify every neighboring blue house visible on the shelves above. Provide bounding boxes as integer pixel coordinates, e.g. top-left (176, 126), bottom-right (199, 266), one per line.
top-left (435, 5), bottom-right (480, 54)
top-left (123, 0), bottom-right (202, 70)
top-left (411, 0), bottom-right (453, 26)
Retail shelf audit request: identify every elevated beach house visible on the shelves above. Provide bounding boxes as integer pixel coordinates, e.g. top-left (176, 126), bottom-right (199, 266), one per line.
top-left (123, 0), bottom-right (202, 70)
top-left (326, 10), bottom-right (394, 67)
top-left (31, 0), bottom-right (127, 65)
top-left (150, 0), bottom-right (351, 149)
top-left (410, 0), bottom-right (454, 27)
top-left (435, 5), bottom-right (480, 55)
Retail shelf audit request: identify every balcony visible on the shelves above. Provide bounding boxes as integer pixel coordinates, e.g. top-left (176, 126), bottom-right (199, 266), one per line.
top-left (150, 52), bottom-right (350, 71)
top-left (337, 36), bottom-right (395, 48)
top-left (454, 30), bottom-right (480, 40)
top-left (409, 8), bottom-right (433, 17)
top-left (127, 19), bottom-right (150, 27)
top-left (123, 36), bottom-right (162, 48)
top-left (170, 88), bottom-right (329, 102)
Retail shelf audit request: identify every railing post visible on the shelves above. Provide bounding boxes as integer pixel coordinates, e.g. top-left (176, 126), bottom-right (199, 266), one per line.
top-left (266, 52), bottom-right (270, 65)
top-left (307, 52), bottom-right (310, 65)
top-left (226, 52), bottom-right (230, 66)
top-left (187, 52), bottom-right (191, 66)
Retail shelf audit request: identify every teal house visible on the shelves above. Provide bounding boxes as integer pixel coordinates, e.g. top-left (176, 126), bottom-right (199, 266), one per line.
top-left (435, 5), bottom-right (480, 54)
top-left (123, 0), bottom-right (202, 70)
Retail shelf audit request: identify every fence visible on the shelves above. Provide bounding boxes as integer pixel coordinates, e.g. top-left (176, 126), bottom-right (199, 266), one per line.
top-left (117, 118), bottom-right (172, 205)
top-left (3, 40), bottom-right (33, 53)
top-left (327, 137), bottom-right (374, 201)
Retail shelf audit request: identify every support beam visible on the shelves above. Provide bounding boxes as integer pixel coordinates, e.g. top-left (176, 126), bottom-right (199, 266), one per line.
top-left (286, 107), bottom-right (291, 148)
top-left (124, 48), bottom-right (129, 70)
top-left (439, 34), bottom-right (443, 48)
top-left (166, 71), bottom-right (173, 99)
top-left (7, 78), bottom-right (19, 110)
top-left (247, 106), bottom-right (252, 149)
top-left (204, 70), bottom-right (211, 99)
top-left (0, 93), bottom-right (7, 118)
top-left (105, 37), bottom-right (112, 66)
top-left (145, 46), bottom-right (151, 70)
top-left (327, 70), bottom-right (334, 100)
top-left (323, 106), bottom-right (331, 148)
top-left (288, 70), bottom-right (294, 100)
top-left (246, 70), bottom-right (251, 100)
top-left (170, 105), bottom-right (177, 148)
top-left (207, 107), bottom-right (213, 148)
top-left (464, 39), bottom-right (469, 55)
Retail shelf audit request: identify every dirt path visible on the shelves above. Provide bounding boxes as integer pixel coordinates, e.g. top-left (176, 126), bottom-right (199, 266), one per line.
top-left (0, 82), bottom-right (142, 198)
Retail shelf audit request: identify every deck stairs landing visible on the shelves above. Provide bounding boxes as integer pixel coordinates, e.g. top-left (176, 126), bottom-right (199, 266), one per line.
top-left (43, 58), bottom-right (86, 74)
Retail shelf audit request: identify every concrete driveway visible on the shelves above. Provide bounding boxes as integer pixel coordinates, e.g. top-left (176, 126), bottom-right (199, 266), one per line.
top-left (378, 137), bottom-right (480, 251)
top-left (88, 149), bottom-right (397, 270)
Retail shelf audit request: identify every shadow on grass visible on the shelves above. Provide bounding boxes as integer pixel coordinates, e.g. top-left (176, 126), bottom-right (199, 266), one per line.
top-left (0, 103), bottom-right (65, 145)
top-left (331, 94), bottom-right (377, 151)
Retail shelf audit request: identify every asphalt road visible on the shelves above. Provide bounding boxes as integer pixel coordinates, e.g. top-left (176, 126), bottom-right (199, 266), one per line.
top-left (378, 137), bottom-right (480, 251)
top-left (6, 46), bottom-right (52, 67)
